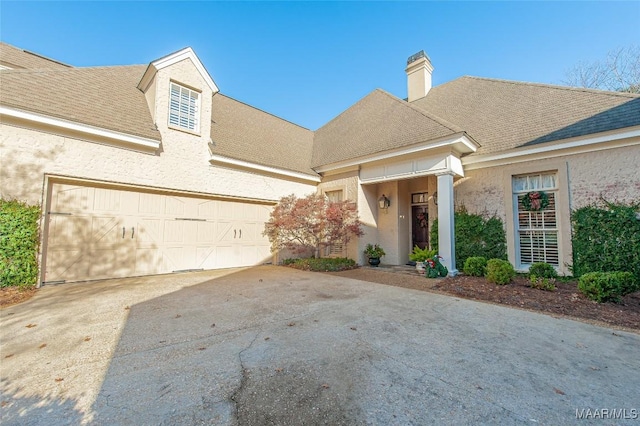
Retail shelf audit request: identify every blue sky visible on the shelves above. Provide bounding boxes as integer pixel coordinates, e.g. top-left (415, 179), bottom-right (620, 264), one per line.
top-left (1, 1), bottom-right (638, 130)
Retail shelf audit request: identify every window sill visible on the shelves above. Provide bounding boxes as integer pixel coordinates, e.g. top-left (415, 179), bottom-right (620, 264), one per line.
top-left (168, 124), bottom-right (201, 137)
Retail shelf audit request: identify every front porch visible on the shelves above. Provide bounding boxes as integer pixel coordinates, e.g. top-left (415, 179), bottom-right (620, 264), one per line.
top-left (356, 169), bottom-right (460, 275)
top-left (316, 131), bottom-right (479, 275)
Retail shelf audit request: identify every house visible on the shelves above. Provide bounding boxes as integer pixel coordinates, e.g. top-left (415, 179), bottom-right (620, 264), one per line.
top-left (1, 43), bottom-right (639, 285)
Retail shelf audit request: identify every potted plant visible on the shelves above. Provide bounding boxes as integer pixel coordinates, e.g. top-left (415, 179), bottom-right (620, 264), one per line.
top-left (364, 244), bottom-right (385, 266)
top-left (409, 246), bottom-right (437, 272)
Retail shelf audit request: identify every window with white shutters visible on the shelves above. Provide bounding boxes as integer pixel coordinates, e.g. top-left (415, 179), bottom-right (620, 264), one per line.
top-left (513, 172), bottom-right (559, 267)
top-left (169, 82), bottom-right (200, 133)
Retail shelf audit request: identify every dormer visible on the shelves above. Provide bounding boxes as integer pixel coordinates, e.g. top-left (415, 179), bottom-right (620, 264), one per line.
top-left (137, 48), bottom-right (218, 138)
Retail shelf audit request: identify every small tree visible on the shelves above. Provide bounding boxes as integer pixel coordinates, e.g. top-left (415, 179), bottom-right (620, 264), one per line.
top-left (562, 45), bottom-right (640, 93)
top-left (263, 194), bottom-right (363, 258)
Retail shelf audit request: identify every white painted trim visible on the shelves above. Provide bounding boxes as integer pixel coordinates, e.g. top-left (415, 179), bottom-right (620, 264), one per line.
top-left (209, 154), bottom-right (321, 183)
top-left (45, 174), bottom-right (280, 204)
top-left (462, 127), bottom-right (640, 170)
top-left (0, 106), bottom-right (161, 151)
top-left (314, 133), bottom-right (479, 173)
top-left (138, 47), bottom-right (219, 94)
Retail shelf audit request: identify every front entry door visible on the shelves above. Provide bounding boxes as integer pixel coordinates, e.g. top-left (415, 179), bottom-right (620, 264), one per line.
top-left (412, 205), bottom-right (429, 249)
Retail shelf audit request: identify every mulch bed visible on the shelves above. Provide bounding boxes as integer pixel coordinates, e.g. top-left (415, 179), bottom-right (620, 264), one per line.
top-left (433, 275), bottom-right (640, 331)
top-left (0, 287), bottom-right (37, 308)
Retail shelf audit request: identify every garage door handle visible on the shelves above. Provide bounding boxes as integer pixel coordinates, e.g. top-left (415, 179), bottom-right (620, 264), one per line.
top-left (122, 227), bottom-right (125, 239)
top-left (131, 227), bottom-right (135, 239)
top-left (239, 229), bottom-right (242, 239)
top-left (234, 229), bottom-right (236, 239)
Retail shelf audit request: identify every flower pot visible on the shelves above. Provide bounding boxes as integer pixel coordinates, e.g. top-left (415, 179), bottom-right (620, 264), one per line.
top-left (415, 261), bottom-right (426, 272)
top-left (368, 257), bottom-right (381, 267)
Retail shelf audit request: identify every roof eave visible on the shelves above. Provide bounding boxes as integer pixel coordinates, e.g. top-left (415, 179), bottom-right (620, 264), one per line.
top-left (0, 105), bottom-right (161, 152)
top-left (209, 149), bottom-right (320, 183)
top-left (462, 126), bottom-right (640, 170)
top-left (314, 132), bottom-right (479, 173)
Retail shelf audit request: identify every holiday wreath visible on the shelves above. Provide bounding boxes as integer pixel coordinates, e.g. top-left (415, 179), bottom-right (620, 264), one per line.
top-left (522, 191), bottom-right (549, 211)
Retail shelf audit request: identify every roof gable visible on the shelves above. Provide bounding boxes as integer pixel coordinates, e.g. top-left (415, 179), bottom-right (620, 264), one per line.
top-left (312, 89), bottom-right (462, 168)
top-left (137, 47), bottom-right (218, 94)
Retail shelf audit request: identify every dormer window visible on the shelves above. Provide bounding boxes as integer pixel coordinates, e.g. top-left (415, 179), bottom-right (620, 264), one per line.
top-left (169, 82), bottom-right (200, 133)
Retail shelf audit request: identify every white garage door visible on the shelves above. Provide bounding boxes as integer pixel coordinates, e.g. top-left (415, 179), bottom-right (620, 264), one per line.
top-left (44, 183), bottom-right (273, 283)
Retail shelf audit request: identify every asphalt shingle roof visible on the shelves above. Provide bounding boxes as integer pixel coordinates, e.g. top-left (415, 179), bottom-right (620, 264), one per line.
top-left (312, 89), bottom-right (462, 168)
top-left (2, 43), bottom-right (639, 173)
top-left (1, 65), bottom-right (161, 141)
top-left (411, 76), bottom-right (640, 156)
top-left (210, 94), bottom-right (317, 177)
top-left (0, 42), bottom-right (71, 70)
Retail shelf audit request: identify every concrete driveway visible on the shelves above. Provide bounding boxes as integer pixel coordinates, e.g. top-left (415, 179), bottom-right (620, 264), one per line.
top-left (1, 266), bottom-right (638, 425)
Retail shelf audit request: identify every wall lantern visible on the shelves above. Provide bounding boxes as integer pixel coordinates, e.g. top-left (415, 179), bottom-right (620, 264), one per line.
top-left (378, 194), bottom-right (391, 209)
top-left (432, 191), bottom-right (438, 206)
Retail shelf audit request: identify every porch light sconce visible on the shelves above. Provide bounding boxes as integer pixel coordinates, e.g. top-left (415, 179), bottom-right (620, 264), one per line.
top-left (433, 191), bottom-right (438, 206)
top-left (378, 194), bottom-right (391, 210)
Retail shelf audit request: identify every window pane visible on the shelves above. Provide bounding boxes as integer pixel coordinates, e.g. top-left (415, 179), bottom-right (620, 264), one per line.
top-left (169, 83), bottom-right (199, 132)
top-left (513, 173), bottom-right (559, 267)
top-left (325, 190), bottom-right (343, 203)
top-left (542, 174), bottom-right (556, 189)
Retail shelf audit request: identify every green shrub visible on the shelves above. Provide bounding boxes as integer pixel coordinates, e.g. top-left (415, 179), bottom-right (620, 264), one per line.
top-left (409, 246), bottom-right (437, 262)
top-left (528, 262), bottom-right (558, 279)
top-left (283, 257), bottom-right (357, 272)
top-left (463, 256), bottom-right (488, 277)
top-left (572, 203), bottom-right (640, 287)
top-left (578, 271), bottom-right (638, 303)
top-left (485, 259), bottom-right (515, 285)
top-left (529, 276), bottom-right (557, 291)
top-left (0, 199), bottom-right (41, 288)
top-left (430, 208), bottom-right (506, 270)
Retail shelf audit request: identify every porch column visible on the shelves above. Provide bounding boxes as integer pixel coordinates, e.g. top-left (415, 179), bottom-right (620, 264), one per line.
top-left (436, 171), bottom-right (457, 275)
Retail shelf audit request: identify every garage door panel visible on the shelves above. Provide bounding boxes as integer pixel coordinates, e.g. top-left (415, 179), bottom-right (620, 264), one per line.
top-left (86, 246), bottom-right (135, 278)
top-left (52, 185), bottom-right (93, 214)
top-left (241, 223), bottom-right (257, 242)
top-left (197, 200), bottom-right (218, 220)
top-left (138, 193), bottom-right (165, 215)
top-left (215, 246), bottom-right (236, 269)
top-left (48, 215), bottom-right (79, 247)
top-left (196, 246), bottom-right (216, 269)
top-left (46, 249), bottom-right (83, 282)
top-left (197, 222), bottom-right (216, 243)
top-left (163, 247), bottom-right (184, 271)
top-left (135, 219), bottom-right (163, 245)
top-left (164, 197), bottom-right (186, 216)
top-left (217, 221), bottom-right (234, 242)
top-left (91, 216), bottom-right (121, 244)
top-left (163, 220), bottom-right (185, 243)
top-left (134, 248), bottom-right (165, 275)
top-left (45, 182), bottom-right (273, 283)
top-left (241, 246), bottom-right (258, 265)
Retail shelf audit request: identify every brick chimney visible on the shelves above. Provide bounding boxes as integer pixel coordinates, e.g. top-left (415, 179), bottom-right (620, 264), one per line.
top-left (405, 50), bottom-right (433, 102)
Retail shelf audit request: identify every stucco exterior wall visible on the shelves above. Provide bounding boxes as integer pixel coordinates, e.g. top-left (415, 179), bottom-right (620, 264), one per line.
top-left (565, 145), bottom-right (640, 208)
top-left (0, 124), bottom-right (316, 205)
top-left (453, 144), bottom-right (640, 275)
top-left (456, 144), bottom-right (640, 220)
top-left (317, 170), bottom-right (359, 202)
top-left (317, 171), bottom-right (360, 260)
